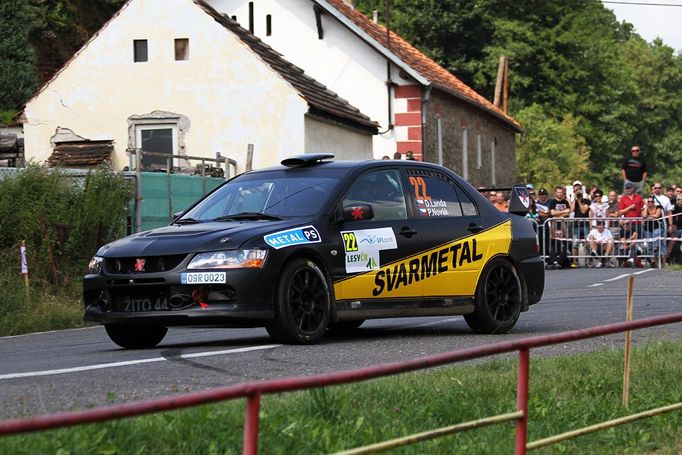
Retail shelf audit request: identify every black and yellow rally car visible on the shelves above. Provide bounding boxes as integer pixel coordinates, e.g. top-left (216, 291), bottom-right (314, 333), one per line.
top-left (84, 154), bottom-right (543, 348)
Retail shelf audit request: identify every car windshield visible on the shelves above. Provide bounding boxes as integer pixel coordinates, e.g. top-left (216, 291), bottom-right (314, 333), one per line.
top-left (180, 170), bottom-right (342, 221)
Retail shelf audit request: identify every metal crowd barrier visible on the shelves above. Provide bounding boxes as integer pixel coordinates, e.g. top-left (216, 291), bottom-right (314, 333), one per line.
top-left (537, 217), bottom-right (665, 269)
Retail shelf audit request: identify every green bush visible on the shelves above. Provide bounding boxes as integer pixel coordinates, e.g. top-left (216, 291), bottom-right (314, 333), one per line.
top-left (0, 165), bottom-right (133, 335)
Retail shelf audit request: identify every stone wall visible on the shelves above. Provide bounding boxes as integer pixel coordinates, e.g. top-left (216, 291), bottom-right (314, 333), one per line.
top-left (423, 89), bottom-right (518, 187)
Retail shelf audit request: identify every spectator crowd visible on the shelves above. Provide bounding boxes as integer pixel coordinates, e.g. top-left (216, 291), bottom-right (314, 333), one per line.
top-left (482, 145), bottom-right (682, 269)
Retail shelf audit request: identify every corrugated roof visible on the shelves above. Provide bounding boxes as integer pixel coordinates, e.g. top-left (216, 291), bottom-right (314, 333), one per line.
top-left (193, 0), bottom-right (379, 132)
top-left (319, 0), bottom-right (522, 132)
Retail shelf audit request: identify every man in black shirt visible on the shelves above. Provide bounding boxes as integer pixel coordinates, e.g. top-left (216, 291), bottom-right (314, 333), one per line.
top-left (620, 145), bottom-right (648, 194)
top-left (548, 186), bottom-right (571, 268)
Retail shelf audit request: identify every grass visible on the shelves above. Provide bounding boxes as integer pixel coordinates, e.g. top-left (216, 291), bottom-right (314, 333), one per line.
top-left (665, 263), bottom-right (682, 272)
top-left (1, 341), bottom-right (681, 454)
top-left (0, 273), bottom-right (85, 336)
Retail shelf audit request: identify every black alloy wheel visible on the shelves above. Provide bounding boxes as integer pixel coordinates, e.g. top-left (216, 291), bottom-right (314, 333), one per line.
top-left (266, 258), bottom-right (331, 344)
top-left (464, 258), bottom-right (522, 334)
top-left (104, 324), bottom-right (168, 349)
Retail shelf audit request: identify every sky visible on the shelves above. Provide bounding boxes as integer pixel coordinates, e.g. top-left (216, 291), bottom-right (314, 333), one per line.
top-left (604, 1), bottom-right (682, 52)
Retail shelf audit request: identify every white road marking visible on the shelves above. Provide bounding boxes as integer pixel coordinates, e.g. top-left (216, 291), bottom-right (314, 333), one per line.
top-left (0, 326), bottom-right (98, 340)
top-left (592, 268), bottom-right (656, 287)
top-left (604, 273), bottom-right (631, 282)
top-left (634, 269), bottom-right (655, 275)
top-left (386, 318), bottom-right (460, 331)
top-left (0, 344), bottom-right (281, 381)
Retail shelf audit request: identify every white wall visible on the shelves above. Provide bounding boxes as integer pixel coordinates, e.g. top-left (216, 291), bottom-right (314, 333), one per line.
top-left (304, 116), bottom-right (372, 160)
top-left (23, 0), bottom-right (310, 172)
top-left (208, 0), bottom-right (413, 159)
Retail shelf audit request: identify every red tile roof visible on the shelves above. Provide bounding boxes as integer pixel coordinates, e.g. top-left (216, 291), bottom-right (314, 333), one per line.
top-left (322, 0), bottom-right (522, 131)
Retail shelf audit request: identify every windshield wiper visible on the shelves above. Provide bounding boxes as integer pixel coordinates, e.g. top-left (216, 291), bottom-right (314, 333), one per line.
top-left (213, 212), bottom-right (282, 221)
top-left (174, 217), bottom-right (201, 225)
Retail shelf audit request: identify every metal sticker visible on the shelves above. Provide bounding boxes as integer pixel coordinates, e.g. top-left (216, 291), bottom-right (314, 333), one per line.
top-left (264, 226), bottom-right (321, 250)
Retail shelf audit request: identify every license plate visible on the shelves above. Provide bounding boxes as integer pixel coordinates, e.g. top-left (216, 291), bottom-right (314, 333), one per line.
top-left (180, 272), bottom-right (227, 284)
top-left (121, 295), bottom-right (170, 312)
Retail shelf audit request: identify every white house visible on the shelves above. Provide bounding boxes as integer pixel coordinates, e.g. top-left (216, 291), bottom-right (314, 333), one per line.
top-left (206, 0), bottom-right (523, 185)
top-left (21, 0), bottom-right (378, 172)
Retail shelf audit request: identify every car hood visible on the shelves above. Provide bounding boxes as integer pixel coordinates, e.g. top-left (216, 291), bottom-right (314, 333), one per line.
top-left (96, 219), bottom-right (314, 257)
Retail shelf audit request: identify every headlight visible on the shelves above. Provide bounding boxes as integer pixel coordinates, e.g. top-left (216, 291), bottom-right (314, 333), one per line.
top-left (187, 249), bottom-right (267, 269)
top-left (87, 256), bottom-right (104, 274)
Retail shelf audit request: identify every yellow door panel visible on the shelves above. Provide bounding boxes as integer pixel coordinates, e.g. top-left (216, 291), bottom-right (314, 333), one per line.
top-left (334, 220), bottom-right (512, 301)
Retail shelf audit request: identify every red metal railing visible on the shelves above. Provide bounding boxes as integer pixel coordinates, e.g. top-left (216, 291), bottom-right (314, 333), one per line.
top-left (1, 312), bottom-right (681, 454)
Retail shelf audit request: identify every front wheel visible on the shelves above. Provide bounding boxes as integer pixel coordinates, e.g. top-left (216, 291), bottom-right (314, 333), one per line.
top-left (266, 258), bottom-right (331, 344)
top-left (464, 258), bottom-right (522, 334)
top-left (104, 324), bottom-right (167, 349)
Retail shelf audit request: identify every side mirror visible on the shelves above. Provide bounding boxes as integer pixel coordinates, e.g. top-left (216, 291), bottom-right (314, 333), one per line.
top-left (171, 211), bottom-right (184, 222)
top-left (508, 185), bottom-right (530, 216)
top-left (342, 204), bottom-right (374, 222)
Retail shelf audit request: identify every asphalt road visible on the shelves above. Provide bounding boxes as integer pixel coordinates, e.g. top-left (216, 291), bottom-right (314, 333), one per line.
top-left (1, 267), bottom-right (681, 420)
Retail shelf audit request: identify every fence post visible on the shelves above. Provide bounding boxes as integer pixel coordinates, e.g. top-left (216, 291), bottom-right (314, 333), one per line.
top-left (243, 392), bottom-right (262, 455)
top-left (623, 276), bottom-right (635, 407)
top-left (515, 348), bottom-right (529, 455)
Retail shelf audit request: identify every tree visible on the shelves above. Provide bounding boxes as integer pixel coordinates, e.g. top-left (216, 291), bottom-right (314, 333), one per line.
top-left (515, 104), bottom-right (590, 190)
top-left (0, 0), bottom-right (38, 113)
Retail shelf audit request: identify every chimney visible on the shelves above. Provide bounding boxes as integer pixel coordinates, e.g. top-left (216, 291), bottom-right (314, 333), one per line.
top-left (373, 10), bottom-right (379, 23)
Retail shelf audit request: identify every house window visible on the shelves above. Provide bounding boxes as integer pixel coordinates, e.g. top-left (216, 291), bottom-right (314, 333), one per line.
top-left (175, 38), bottom-right (189, 61)
top-left (476, 133), bottom-right (482, 169)
top-left (249, 2), bottom-right (254, 33)
top-left (462, 127), bottom-right (469, 180)
top-left (491, 138), bottom-right (497, 185)
top-left (266, 14), bottom-right (272, 36)
top-left (135, 124), bottom-right (178, 170)
top-left (134, 39), bottom-right (148, 62)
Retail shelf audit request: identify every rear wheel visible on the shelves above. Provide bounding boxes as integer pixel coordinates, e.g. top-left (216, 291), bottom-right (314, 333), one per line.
top-left (464, 258), bottom-right (522, 334)
top-left (266, 258), bottom-right (331, 344)
top-left (104, 324), bottom-right (167, 349)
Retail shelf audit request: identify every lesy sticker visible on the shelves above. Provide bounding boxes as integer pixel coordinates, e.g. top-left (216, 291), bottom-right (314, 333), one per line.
top-left (340, 227), bottom-right (397, 273)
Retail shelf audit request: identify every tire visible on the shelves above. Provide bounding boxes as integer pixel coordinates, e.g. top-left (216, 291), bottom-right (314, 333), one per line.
top-left (328, 319), bottom-right (365, 332)
top-left (104, 324), bottom-right (168, 349)
top-left (464, 258), bottom-right (522, 334)
top-left (266, 258), bottom-right (331, 344)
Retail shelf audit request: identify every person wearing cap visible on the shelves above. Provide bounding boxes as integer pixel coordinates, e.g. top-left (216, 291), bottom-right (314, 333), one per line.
top-left (621, 145), bottom-right (648, 194)
top-left (570, 181), bottom-right (591, 268)
top-left (618, 181), bottom-right (644, 266)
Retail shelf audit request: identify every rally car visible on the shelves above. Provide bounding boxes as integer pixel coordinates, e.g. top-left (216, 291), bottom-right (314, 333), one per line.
top-left (84, 154), bottom-right (544, 348)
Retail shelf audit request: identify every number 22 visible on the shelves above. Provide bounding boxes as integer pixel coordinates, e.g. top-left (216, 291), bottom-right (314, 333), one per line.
top-left (343, 233), bottom-right (358, 252)
top-left (409, 176), bottom-right (430, 200)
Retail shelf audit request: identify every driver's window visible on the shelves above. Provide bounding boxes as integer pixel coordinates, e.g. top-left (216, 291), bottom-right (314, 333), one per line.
top-left (343, 169), bottom-right (407, 220)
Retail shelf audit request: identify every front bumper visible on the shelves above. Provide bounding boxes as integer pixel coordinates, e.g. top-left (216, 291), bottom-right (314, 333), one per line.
top-left (83, 267), bottom-right (276, 326)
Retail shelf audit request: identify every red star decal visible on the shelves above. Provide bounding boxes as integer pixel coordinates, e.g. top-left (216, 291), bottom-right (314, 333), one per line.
top-left (351, 207), bottom-right (364, 220)
top-left (134, 258), bottom-right (146, 272)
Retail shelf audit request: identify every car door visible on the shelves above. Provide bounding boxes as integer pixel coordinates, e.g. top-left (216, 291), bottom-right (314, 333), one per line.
top-left (331, 168), bottom-right (424, 303)
top-left (401, 167), bottom-right (489, 299)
